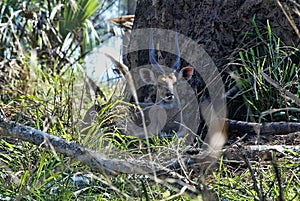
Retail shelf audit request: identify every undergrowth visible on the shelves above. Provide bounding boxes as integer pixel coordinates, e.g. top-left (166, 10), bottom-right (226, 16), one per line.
top-left (0, 1), bottom-right (299, 200)
top-left (211, 151), bottom-right (300, 200)
top-left (230, 18), bottom-right (300, 123)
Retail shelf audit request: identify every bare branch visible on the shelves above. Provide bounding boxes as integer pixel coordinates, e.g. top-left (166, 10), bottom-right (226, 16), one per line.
top-left (0, 116), bottom-right (158, 175)
top-left (227, 119), bottom-right (300, 135)
top-left (276, 0), bottom-right (300, 39)
top-left (261, 72), bottom-right (300, 106)
top-left (0, 115), bottom-right (210, 195)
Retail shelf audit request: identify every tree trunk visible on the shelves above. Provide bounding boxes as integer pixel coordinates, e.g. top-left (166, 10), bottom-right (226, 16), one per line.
top-left (127, 0), bottom-right (136, 15)
top-left (127, 0), bottom-right (299, 113)
top-left (128, 0), bottom-right (299, 69)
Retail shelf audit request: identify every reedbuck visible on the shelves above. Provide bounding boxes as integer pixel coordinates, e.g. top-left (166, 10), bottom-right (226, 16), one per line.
top-left (82, 30), bottom-right (197, 143)
top-left (135, 30), bottom-right (194, 140)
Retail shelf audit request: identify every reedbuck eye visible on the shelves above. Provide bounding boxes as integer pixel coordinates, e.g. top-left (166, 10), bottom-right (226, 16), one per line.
top-left (169, 74), bottom-right (177, 83)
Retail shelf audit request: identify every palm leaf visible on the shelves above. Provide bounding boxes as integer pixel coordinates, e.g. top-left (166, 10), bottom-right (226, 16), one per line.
top-left (59, 0), bottom-right (102, 38)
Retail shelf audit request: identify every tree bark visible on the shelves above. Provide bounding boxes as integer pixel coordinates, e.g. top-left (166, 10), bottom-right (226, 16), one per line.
top-left (128, 0), bottom-right (299, 69)
top-left (127, 0), bottom-right (136, 15)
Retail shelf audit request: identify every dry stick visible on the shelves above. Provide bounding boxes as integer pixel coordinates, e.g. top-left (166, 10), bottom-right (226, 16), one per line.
top-left (268, 152), bottom-right (285, 201)
top-left (160, 186), bottom-right (188, 201)
top-left (0, 116), bottom-right (156, 175)
top-left (0, 116), bottom-right (201, 195)
top-left (227, 119), bottom-right (300, 135)
top-left (245, 145), bottom-right (300, 152)
top-left (107, 15), bottom-right (134, 30)
top-left (0, 104), bottom-right (198, 179)
top-left (276, 0), bottom-right (300, 39)
top-left (261, 72), bottom-right (300, 107)
top-left (242, 152), bottom-right (264, 201)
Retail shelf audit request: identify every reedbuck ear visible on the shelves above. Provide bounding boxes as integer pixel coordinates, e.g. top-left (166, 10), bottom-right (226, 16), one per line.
top-left (178, 66), bottom-right (194, 81)
top-left (139, 68), bottom-right (156, 85)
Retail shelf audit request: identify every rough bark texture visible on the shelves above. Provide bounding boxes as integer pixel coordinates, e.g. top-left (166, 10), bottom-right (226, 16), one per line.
top-left (227, 119), bottom-right (300, 135)
top-left (127, 0), bottom-right (137, 15)
top-left (128, 0), bottom-right (299, 69)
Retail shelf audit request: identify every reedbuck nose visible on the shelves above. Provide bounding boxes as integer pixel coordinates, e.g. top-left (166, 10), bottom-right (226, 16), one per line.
top-left (165, 90), bottom-right (174, 101)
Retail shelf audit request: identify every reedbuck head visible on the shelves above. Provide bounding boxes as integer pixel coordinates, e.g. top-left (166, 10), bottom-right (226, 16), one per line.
top-left (139, 30), bottom-right (194, 110)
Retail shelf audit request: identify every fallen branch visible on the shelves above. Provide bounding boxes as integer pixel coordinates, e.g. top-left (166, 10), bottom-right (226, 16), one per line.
top-left (2, 113), bottom-right (299, 177)
top-left (276, 0), bottom-right (300, 39)
top-left (224, 144), bottom-right (300, 165)
top-left (0, 115), bottom-right (211, 195)
top-left (1, 115), bottom-right (214, 183)
top-left (0, 116), bottom-right (160, 175)
top-left (245, 145), bottom-right (300, 153)
top-left (227, 119), bottom-right (300, 135)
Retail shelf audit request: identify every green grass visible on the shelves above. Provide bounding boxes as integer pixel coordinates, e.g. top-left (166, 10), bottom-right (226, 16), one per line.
top-left (211, 151), bottom-right (300, 200)
top-left (230, 17), bottom-right (300, 123)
